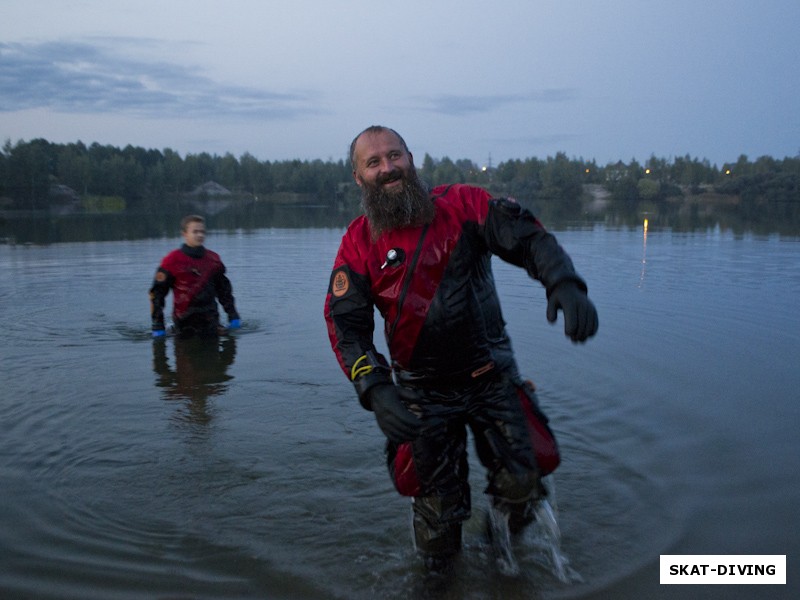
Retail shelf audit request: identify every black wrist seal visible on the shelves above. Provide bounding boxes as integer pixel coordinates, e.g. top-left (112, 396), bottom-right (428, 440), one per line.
top-left (351, 350), bottom-right (392, 410)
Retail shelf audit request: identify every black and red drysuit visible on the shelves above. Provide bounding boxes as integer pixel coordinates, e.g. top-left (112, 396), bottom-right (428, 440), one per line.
top-left (150, 244), bottom-right (239, 338)
top-left (324, 184), bottom-right (586, 556)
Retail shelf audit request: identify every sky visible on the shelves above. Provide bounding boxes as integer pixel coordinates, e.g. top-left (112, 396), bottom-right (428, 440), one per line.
top-left (1, 0), bottom-right (798, 168)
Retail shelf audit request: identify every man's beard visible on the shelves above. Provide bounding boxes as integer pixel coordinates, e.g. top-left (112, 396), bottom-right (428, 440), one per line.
top-left (360, 166), bottom-right (435, 240)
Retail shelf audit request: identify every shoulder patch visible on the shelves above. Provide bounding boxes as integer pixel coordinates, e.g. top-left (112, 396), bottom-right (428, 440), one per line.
top-left (332, 269), bottom-right (350, 297)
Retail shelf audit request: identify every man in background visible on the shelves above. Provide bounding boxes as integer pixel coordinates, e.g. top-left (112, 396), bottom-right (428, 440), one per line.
top-left (150, 215), bottom-right (240, 339)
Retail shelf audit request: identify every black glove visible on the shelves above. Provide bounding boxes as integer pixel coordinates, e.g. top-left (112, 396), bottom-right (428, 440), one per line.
top-left (367, 383), bottom-right (422, 444)
top-left (546, 280), bottom-right (599, 342)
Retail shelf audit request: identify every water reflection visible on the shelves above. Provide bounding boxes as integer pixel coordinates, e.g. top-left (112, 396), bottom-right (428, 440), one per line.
top-left (152, 336), bottom-right (237, 425)
top-left (0, 206), bottom-right (358, 244)
top-left (3, 197), bottom-right (800, 245)
top-left (638, 217), bottom-right (648, 288)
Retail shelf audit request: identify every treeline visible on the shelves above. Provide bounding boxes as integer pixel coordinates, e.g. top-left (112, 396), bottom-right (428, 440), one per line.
top-left (0, 138), bottom-right (352, 212)
top-left (1, 138), bottom-right (799, 223)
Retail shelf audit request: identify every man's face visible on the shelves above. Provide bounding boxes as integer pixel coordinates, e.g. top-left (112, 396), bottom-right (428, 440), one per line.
top-left (351, 129), bottom-right (435, 239)
top-left (182, 222), bottom-right (206, 248)
top-left (352, 129), bottom-right (414, 193)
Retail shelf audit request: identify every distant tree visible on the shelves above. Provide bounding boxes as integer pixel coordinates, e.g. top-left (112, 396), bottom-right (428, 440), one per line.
top-left (56, 142), bottom-right (91, 194)
top-left (645, 155), bottom-right (669, 182)
top-left (637, 178), bottom-right (660, 201)
top-left (104, 154), bottom-right (144, 204)
top-left (0, 144), bottom-right (7, 199)
top-left (184, 152), bottom-right (216, 188)
top-left (541, 152), bottom-right (582, 202)
top-left (455, 158), bottom-right (480, 182)
top-left (605, 159), bottom-right (642, 209)
top-left (581, 159), bottom-right (601, 184)
top-left (430, 157), bottom-right (464, 187)
top-left (494, 159), bottom-right (520, 185)
top-left (3, 138), bottom-right (53, 209)
top-left (217, 153), bottom-right (241, 191)
top-left (241, 152), bottom-right (274, 195)
top-left (420, 153), bottom-right (437, 182)
top-left (161, 148), bottom-right (185, 194)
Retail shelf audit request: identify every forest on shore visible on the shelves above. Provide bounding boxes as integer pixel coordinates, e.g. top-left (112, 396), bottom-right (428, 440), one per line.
top-left (2, 137), bottom-right (799, 237)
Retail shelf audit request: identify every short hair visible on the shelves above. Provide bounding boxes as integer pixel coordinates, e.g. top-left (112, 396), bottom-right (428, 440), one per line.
top-left (349, 125), bottom-right (410, 168)
top-left (180, 214), bottom-right (205, 231)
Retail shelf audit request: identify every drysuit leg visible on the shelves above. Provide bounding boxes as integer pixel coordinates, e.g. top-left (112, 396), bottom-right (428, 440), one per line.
top-left (412, 493), bottom-right (466, 560)
top-left (470, 374), bottom-right (544, 534)
top-left (387, 414), bottom-right (471, 560)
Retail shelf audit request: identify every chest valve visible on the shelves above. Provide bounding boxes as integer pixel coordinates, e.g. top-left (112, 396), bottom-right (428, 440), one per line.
top-left (381, 248), bottom-right (406, 269)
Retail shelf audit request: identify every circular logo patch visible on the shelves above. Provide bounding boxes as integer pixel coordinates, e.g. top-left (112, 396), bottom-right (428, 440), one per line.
top-left (332, 270), bottom-right (349, 297)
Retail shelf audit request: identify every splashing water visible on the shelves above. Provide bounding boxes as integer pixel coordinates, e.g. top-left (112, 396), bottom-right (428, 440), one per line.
top-left (533, 498), bottom-right (579, 582)
top-left (528, 479), bottom-right (584, 584)
top-left (486, 502), bottom-right (520, 577)
top-left (485, 477), bottom-right (583, 582)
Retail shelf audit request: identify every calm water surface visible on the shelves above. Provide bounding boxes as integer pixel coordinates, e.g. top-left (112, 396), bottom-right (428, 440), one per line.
top-left (1, 226), bottom-right (798, 599)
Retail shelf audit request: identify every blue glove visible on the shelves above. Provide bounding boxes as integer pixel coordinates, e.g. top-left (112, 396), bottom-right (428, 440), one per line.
top-left (152, 329), bottom-right (166, 338)
top-left (228, 318), bottom-right (241, 330)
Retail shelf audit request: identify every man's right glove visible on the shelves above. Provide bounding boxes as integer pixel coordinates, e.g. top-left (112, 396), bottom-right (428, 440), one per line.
top-left (367, 383), bottom-right (422, 445)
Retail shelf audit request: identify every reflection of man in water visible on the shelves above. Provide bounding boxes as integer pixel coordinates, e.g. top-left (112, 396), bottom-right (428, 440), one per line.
top-left (152, 336), bottom-right (237, 424)
top-left (149, 215), bottom-right (241, 339)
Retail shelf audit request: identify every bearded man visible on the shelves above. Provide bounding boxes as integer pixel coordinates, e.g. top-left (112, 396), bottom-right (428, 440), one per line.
top-left (324, 125), bottom-right (598, 574)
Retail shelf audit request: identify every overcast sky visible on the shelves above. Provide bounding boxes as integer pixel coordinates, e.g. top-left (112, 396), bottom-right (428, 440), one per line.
top-left (2, 0), bottom-right (798, 167)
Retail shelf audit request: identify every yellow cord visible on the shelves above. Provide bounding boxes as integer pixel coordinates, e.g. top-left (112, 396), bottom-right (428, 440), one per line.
top-left (350, 354), bottom-right (372, 381)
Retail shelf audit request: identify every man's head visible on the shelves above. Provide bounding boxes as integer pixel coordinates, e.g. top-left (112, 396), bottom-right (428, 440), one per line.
top-left (180, 215), bottom-right (206, 248)
top-left (350, 126), bottom-right (434, 240)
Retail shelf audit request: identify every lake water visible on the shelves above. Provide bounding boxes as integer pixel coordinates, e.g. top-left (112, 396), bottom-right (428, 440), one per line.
top-left (1, 224), bottom-right (798, 599)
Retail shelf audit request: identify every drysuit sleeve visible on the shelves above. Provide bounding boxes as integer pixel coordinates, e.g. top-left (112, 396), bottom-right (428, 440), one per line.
top-left (324, 232), bottom-right (393, 405)
top-left (149, 267), bottom-right (174, 331)
top-left (214, 267), bottom-right (239, 321)
top-left (483, 198), bottom-right (588, 295)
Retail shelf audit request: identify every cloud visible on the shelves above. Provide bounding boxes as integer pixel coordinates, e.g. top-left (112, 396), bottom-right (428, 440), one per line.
top-left (0, 40), bottom-right (321, 120)
top-left (417, 89), bottom-right (577, 116)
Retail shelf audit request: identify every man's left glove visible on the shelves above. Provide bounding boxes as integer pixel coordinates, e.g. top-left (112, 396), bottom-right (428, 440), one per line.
top-left (546, 280), bottom-right (599, 342)
top-left (228, 318), bottom-right (241, 330)
top-left (152, 320), bottom-right (166, 338)
top-left (367, 384), bottom-right (422, 445)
